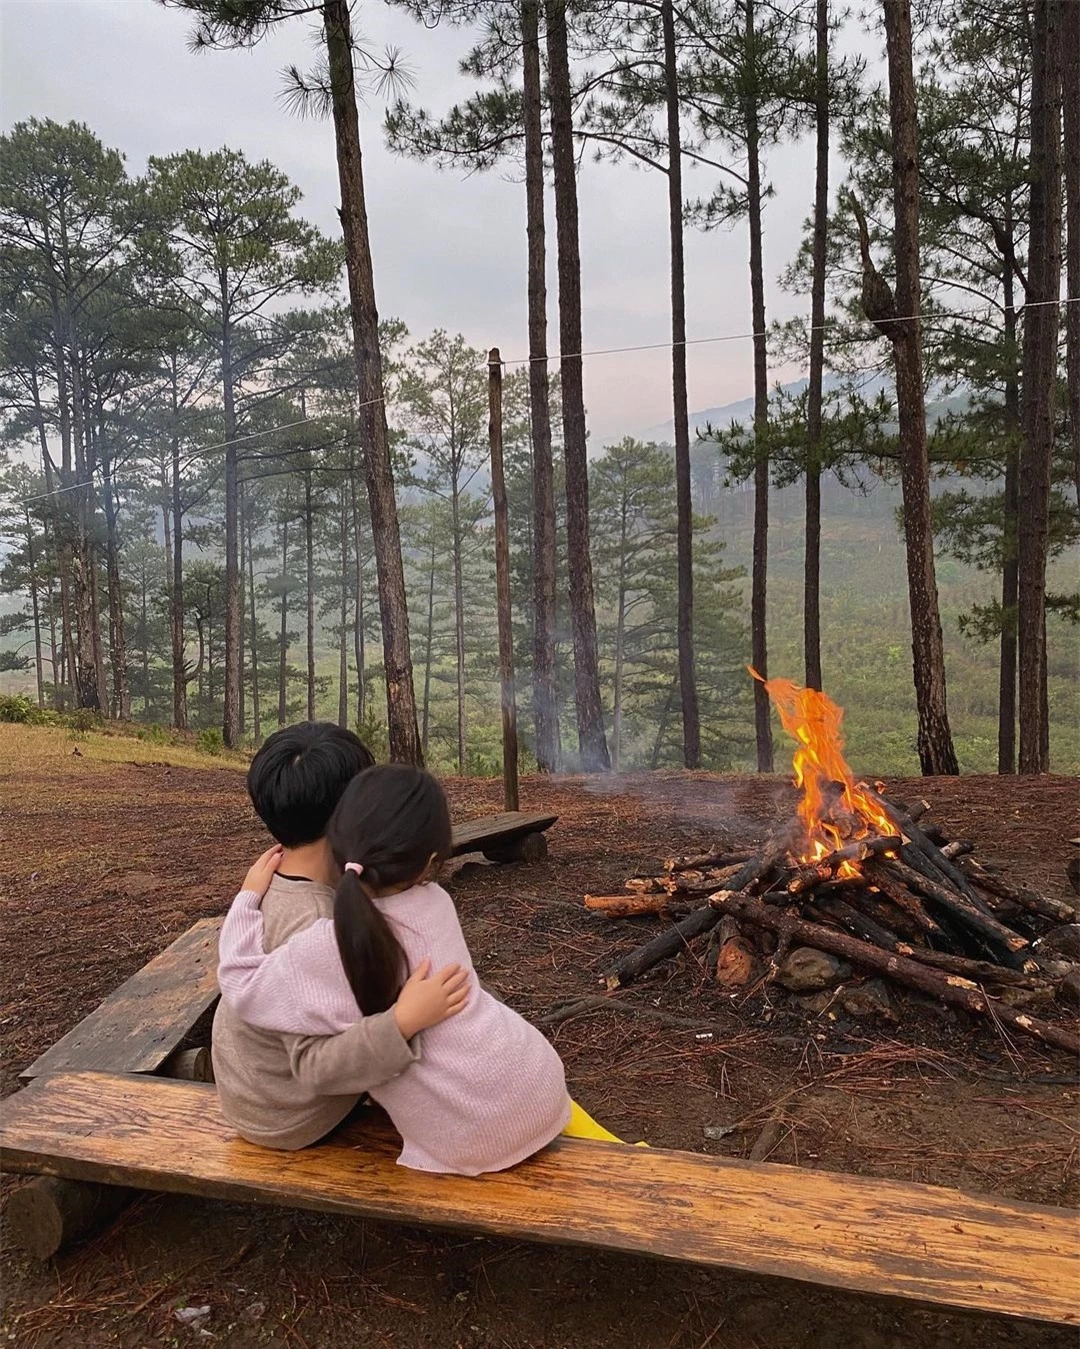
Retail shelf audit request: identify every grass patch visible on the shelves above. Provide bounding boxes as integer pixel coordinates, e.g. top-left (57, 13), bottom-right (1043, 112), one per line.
top-left (0, 722), bottom-right (249, 773)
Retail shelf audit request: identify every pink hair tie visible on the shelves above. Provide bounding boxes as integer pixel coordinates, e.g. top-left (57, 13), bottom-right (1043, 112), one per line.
top-left (344, 862), bottom-right (364, 877)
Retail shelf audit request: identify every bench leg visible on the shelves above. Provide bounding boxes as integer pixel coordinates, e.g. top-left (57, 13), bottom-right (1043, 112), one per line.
top-left (6, 1176), bottom-right (135, 1261)
top-left (484, 832), bottom-right (548, 865)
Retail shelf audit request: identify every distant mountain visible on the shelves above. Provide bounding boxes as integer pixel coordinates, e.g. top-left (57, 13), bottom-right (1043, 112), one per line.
top-left (638, 372), bottom-right (893, 445)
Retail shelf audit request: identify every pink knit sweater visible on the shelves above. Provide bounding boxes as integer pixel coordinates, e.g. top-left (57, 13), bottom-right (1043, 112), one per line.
top-left (217, 883), bottom-right (570, 1175)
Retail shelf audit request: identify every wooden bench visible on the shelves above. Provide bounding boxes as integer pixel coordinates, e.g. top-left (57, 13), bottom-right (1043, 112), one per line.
top-left (450, 810), bottom-right (558, 863)
top-left (1, 1071), bottom-right (1076, 1326)
top-left (20, 916), bottom-right (222, 1084)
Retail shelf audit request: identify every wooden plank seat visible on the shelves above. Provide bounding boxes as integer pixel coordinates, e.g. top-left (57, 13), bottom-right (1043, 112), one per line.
top-left (1, 1072), bottom-right (1077, 1326)
top-left (19, 917), bottom-right (222, 1083)
top-left (450, 810), bottom-right (558, 863)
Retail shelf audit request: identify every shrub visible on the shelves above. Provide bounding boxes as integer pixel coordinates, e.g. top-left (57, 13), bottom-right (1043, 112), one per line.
top-left (197, 727), bottom-right (224, 757)
top-left (0, 694), bottom-right (45, 724)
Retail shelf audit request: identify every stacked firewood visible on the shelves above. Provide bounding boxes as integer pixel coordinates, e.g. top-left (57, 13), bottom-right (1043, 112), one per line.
top-left (585, 788), bottom-right (1080, 1055)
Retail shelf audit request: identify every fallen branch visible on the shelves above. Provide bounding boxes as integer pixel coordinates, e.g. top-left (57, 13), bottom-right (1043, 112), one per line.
top-left (709, 892), bottom-right (1078, 1055)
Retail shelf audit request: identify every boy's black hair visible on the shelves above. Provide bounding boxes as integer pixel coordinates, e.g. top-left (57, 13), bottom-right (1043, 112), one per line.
top-left (247, 722), bottom-right (375, 846)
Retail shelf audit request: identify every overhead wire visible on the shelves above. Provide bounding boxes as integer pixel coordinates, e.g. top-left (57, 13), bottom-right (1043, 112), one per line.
top-left (16, 291), bottom-right (1080, 509)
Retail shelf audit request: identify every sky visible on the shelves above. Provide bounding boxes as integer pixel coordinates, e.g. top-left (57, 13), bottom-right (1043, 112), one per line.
top-left (0, 0), bottom-right (872, 445)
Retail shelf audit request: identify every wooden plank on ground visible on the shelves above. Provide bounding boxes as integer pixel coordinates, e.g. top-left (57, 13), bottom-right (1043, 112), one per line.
top-left (20, 919), bottom-right (222, 1082)
top-left (1, 1072), bottom-right (1077, 1326)
top-left (450, 811), bottom-right (557, 857)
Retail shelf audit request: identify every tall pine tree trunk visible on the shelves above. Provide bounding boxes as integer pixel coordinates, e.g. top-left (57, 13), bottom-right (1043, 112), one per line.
top-left (219, 288), bottom-right (241, 747)
top-left (1063, 0), bottom-right (1080, 509)
top-left (883, 0), bottom-right (958, 775)
top-left (24, 510), bottom-right (45, 708)
top-left (452, 482), bottom-right (466, 775)
top-left (746, 0), bottom-right (774, 771)
top-left (246, 499), bottom-right (261, 744)
top-left (804, 0), bottom-right (829, 693)
top-left (338, 486), bottom-right (349, 729)
top-left (278, 512), bottom-right (289, 727)
top-left (171, 406), bottom-right (188, 732)
top-left (67, 340), bottom-right (101, 712)
top-left (663, 0), bottom-right (700, 768)
top-left (324, 0), bottom-right (421, 762)
top-left (998, 256), bottom-right (1021, 774)
top-left (304, 467), bottom-right (316, 722)
top-left (100, 451), bottom-right (129, 720)
top-left (547, 0), bottom-right (610, 771)
top-left (612, 481), bottom-right (629, 772)
top-left (422, 531), bottom-right (436, 757)
top-left (349, 463), bottom-right (367, 727)
top-left (1018, 0), bottom-right (1063, 773)
top-left (523, 0), bottom-right (559, 773)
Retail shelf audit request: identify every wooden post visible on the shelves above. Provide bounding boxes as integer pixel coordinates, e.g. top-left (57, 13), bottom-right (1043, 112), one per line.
top-left (488, 348), bottom-right (519, 811)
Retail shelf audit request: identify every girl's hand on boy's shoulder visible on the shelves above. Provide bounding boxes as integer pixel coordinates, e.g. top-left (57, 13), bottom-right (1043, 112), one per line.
top-left (393, 958), bottom-right (471, 1040)
top-left (242, 845), bottom-right (284, 899)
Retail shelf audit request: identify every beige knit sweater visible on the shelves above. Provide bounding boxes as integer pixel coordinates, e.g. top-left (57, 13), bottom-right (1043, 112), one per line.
top-left (211, 873), bottom-right (418, 1150)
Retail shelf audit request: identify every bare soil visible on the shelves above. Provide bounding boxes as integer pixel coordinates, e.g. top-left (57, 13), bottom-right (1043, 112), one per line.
top-left (1, 744), bottom-right (1077, 1349)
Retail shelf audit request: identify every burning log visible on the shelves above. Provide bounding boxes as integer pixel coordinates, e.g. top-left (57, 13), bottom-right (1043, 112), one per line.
top-left (709, 891), bottom-right (1080, 1056)
top-left (786, 836), bottom-right (902, 894)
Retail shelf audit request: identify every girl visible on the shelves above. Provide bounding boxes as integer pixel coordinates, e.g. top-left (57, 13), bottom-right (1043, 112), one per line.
top-left (218, 764), bottom-right (629, 1175)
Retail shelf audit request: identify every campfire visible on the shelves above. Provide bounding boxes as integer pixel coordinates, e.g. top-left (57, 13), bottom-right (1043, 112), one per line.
top-left (585, 673), bottom-right (1080, 1055)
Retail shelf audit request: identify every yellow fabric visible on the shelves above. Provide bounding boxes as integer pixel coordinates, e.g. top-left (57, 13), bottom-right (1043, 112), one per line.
top-left (562, 1098), bottom-right (629, 1144)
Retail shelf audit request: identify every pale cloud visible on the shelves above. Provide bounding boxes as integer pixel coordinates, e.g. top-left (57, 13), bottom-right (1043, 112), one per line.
top-left (1, 0), bottom-right (840, 443)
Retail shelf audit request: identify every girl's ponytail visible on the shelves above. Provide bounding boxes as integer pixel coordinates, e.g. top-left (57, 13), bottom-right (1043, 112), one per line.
top-left (333, 865), bottom-right (407, 1016)
top-left (328, 764), bottom-right (452, 1016)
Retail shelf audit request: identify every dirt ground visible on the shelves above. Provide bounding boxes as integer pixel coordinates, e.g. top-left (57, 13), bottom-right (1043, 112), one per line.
top-left (1, 737), bottom-right (1077, 1349)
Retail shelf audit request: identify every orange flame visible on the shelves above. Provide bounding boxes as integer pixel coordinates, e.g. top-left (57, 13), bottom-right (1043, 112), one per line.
top-left (750, 668), bottom-right (893, 867)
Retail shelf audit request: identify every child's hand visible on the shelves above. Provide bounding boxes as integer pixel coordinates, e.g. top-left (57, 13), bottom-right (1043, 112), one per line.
top-left (393, 959), bottom-right (470, 1040)
top-left (242, 845), bottom-right (284, 899)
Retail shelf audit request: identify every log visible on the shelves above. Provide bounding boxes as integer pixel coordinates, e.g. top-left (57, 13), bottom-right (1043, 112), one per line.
top-left (662, 849), bottom-right (753, 873)
top-left (881, 859), bottom-right (1030, 965)
top-left (662, 863), bottom-right (742, 895)
top-left (865, 786), bottom-right (994, 916)
top-left (604, 840), bottom-right (790, 990)
top-left (709, 892), bottom-right (1080, 1055)
top-left (5, 1174), bottom-right (136, 1261)
top-left (604, 903), bottom-right (727, 990)
top-left (894, 945), bottom-right (1055, 989)
top-left (485, 831), bottom-right (548, 864)
top-left (808, 894), bottom-right (902, 951)
top-left (7, 1042), bottom-right (214, 1260)
top-left (787, 836), bottom-right (902, 893)
top-left (959, 857), bottom-right (1080, 925)
top-left (584, 894), bottom-right (682, 919)
top-left (939, 840), bottom-right (974, 860)
top-left (864, 863), bottom-right (953, 945)
top-left (162, 1046), bottom-right (214, 1082)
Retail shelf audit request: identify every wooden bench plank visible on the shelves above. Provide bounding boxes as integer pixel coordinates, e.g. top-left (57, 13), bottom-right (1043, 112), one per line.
top-left (1, 1073), bottom-right (1076, 1325)
top-left (450, 812), bottom-right (557, 857)
top-left (19, 919), bottom-right (222, 1082)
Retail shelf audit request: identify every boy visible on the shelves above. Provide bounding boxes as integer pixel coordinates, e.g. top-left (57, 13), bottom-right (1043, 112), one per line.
top-left (213, 722), bottom-right (449, 1149)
